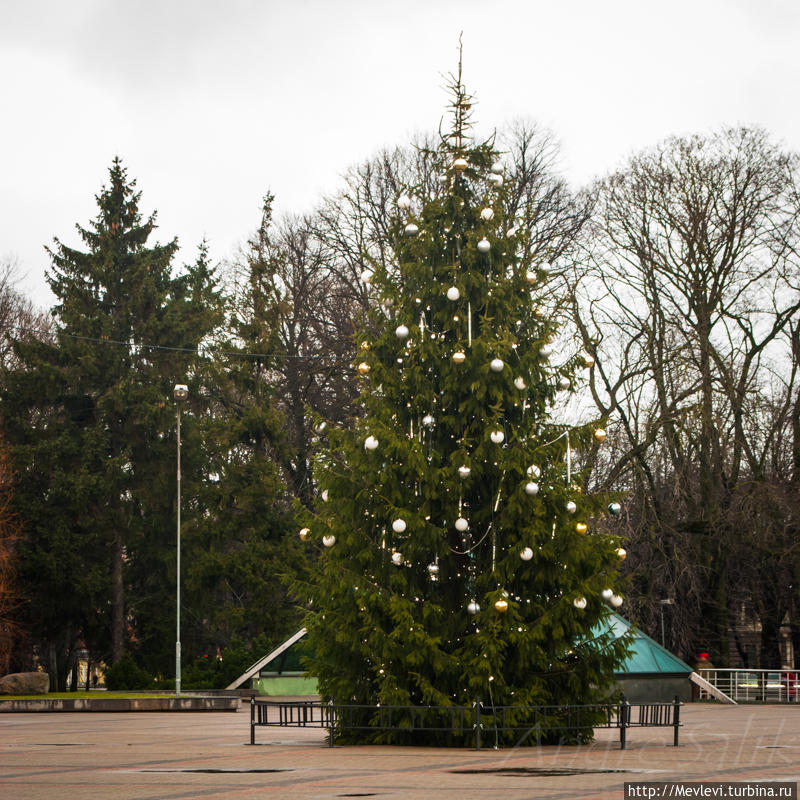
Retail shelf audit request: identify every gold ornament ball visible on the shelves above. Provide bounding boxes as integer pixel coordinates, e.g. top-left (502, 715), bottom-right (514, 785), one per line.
top-left (594, 428), bottom-right (607, 443)
top-left (357, 362), bottom-right (370, 375)
top-left (298, 527), bottom-right (310, 541)
top-left (582, 353), bottom-right (596, 368)
top-left (360, 340), bottom-right (370, 350)
top-left (616, 547), bottom-right (627, 560)
top-left (494, 598), bottom-right (509, 613)
top-left (452, 350), bottom-right (466, 364)
top-left (453, 157), bottom-right (468, 172)
top-left (575, 522), bottom-right (588, 534)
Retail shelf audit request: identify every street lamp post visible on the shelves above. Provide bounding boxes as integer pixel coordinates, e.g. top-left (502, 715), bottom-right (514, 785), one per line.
top-left (174, 383), bottom-right (188, 698)
top-left (659, 598), bottom-right (674, 647)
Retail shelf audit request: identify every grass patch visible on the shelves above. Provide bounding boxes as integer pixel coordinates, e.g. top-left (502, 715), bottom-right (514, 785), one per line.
top-left (0, 692), bottom-right (178, 700)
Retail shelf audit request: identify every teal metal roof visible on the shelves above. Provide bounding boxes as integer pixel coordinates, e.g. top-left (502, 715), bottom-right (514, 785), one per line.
top-left (600, 612), bottom-right (692, 675)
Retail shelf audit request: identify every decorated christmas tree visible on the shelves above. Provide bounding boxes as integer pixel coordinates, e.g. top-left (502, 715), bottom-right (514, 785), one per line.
top-left (296, 68), bottom-right (629, 744)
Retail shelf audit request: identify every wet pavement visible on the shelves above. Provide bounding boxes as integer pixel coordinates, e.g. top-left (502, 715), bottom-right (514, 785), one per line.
top-left (2, 701), bottom-right (799, 799)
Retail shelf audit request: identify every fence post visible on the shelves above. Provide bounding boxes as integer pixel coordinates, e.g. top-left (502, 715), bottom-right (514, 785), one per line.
top-left (250, 696), bottom-right (255, 746)
top-left (673, 695), bottom-right (680, 747)
top-left (328, 698), bottom-right (335, 748)
top-left (475, 698), bottom-right (482, 751)
top-left (619, 697), bottom-right (629, 750)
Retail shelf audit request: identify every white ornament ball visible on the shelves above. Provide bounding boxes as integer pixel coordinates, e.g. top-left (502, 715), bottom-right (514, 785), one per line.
top-left (514, 377), bottom-right (526, 390)
top-left (489, 173), bottom-right (504, 187)
top-left (427, 562), bottom-right (439, 576)
top-left (539, 344), bottom-right (553, 360)
top-left (524, 482), bottom-right (539, 496)
top-left (360, 269), bottom-right (373, 284)
top-left (490, 430), bottom-right (505, 444)
top-left (525, 270), bottom-right (537, 285)
top-left (322, 535), bottom-right (336, 548)
top-left (573, 597), bottom-right (587, 610)
top-left (467, 600), bottom-right (480, 615)
top-left (321, 490), bottom-right (329, 502)
top-left (491, 161), bottom-right (504, 175)
top-left (608, 502), bottom-right (622, 516)
top-left (397, 194), bottom-right (411, 210)
top-left (454, 517), bottom-right (469, 532)
top-left (520, 546), bottom-right (534, 561)
top-left (601, 588), bottom-right (614, 601)
top-left (364, 435), bottom-right (379, 451)
top-left (395, 324), bottom-right (410, 339)
top-left (566, 501), bottom-right (577, 514)
top-left (490, 358), bottom-right (504, 372)
top-left (404, 223), bottom-right (419, 237)
top-left (391, 551), bottom-right (404, 566)
top-left (392, 518), bottom-right (407, 534)
top-left (527, 464), bottom-right (541, 479)
top-left (480, 207), bottom-right (495, 221)
top-left (610, 594), bottom-right (624, 608)
top-left (477, 237), bottom-right (491, 254)
top-left (452, 351), bottom-right (466, 364)
top-left (458, 465), bottom-right (471, 478)
top-left (559, 377), bottom-right (571, 391)
top-left (422, 414), bottom-right (435, 429)
top-left (446, 286), bottom-right (460, 301)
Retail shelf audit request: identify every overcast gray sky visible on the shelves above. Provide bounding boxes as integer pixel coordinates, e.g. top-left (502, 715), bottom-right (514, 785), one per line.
top-left (2, 0), bottom-right (799, 307)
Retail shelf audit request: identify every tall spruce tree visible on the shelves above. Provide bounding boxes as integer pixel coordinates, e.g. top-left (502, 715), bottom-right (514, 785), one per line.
top-left (1, 159), bottom-right (220, 686)
top-left (296, 75), bottom-right (628, 742)
top-left (178, 197), bottom-right (301, 658)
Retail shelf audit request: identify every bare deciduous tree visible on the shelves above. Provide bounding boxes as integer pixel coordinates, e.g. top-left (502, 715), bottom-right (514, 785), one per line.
top-left (572, 128), bottom-right (800, 665)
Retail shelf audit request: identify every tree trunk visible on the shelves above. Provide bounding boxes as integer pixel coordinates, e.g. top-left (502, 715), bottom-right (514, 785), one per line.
top-left (111, 531), bottom-right (124, 664)
top-left (760, 613), bottom-right (783, 669)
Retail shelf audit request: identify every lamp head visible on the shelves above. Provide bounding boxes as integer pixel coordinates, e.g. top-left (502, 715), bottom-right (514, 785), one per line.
top-left (173, 384), bottom-right (188, 401)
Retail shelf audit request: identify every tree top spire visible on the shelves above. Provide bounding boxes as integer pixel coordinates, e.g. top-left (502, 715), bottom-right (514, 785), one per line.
top-left (443, 34), bottom-right (475, 155)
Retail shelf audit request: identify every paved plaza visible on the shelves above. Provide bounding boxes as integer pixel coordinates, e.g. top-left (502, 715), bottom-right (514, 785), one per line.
top-left (2, 701), bottom-right (799, 799)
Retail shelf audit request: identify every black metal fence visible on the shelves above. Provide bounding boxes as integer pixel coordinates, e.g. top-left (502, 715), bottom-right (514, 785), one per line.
top-left (249, 697), bottom-right (682, 750)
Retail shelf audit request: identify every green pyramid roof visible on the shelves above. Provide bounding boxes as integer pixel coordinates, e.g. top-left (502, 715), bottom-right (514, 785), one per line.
top-left (598, 612), bottom-right (692, 675)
